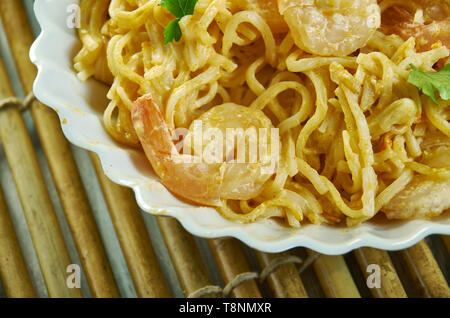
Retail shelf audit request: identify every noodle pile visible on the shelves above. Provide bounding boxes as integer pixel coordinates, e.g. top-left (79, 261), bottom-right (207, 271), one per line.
top-left (74, 0), bottom-right (450, 227)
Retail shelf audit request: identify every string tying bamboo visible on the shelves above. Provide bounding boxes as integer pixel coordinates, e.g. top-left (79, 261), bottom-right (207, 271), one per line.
top-left (0, 92), bottom-right (36, 297)
top-left (256, 251), bottom-right (308, 298)
top-left (188, 251), bottom-right (318, 298)
top-left (0, 0), bottom-right (121, 298)
top-left (209, 238), bottom-right (262, 298)
top-left (156, 218), bottom-right (312, 298)
top-left (0, 93), bottom-right (35, 112)
top-left (188, 272), bottom-right (258, 298)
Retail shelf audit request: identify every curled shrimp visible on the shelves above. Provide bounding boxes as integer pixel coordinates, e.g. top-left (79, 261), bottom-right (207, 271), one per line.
top-left (131, 95), bottom-right (277, 206)
top-left (379, 0), bottom-right (450, 52)
top-left (278, 0), bottom-right (381, 56)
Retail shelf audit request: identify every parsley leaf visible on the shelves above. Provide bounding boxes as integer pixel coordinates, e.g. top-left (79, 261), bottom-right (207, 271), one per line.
top-left (161, 0), bottom-right (199, 44)
top-left (164, 19), bottom-right (182, 45)
top-left (408, 64), bottom-right (450, 105)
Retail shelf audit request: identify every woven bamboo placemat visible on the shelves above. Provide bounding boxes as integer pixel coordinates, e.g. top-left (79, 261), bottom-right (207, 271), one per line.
top-left (0, 0), bottom-right (448, 298)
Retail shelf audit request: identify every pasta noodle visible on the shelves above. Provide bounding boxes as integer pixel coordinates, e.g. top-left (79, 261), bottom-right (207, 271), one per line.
top-left (74, 0), bottom-right (450, 227)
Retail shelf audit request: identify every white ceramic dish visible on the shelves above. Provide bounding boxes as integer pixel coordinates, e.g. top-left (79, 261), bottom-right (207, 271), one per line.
top-left (30, 0), bottom-right (450, 255)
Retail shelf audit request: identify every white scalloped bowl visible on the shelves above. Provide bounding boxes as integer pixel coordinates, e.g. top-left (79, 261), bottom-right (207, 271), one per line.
top-left (30, 0), bottom-right (450, 255)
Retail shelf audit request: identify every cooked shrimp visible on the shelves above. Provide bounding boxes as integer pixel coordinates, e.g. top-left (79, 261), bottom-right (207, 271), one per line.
top-left (382, 132), bottom-right (450, 219)
top-left (278, 0), bottom-right (381, 56)
top-left (131, 95), bottom-right (277, 206)
top-left (382, 175), bottom-right (450, 219)
top-left (380, 0), bottom-right (450, 51)
top-left (231, 0), bottom-right (289, 33)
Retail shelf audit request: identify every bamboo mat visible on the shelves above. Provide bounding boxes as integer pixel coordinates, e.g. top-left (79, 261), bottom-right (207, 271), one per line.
top-left (0, 0), bottom-right (448, 299)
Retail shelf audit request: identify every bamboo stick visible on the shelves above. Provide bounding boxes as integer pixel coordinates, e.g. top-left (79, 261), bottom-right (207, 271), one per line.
top-left (309, 250), bottom-right (361, 298)
top-left (354, 247), bottom-right (406, 298)
top-left (0, 59), bottom-right (81, 298)
top-left (255, 251), bottom-right (308, 298)
top-left (209, 238), bottom-right (261, 298)
top-left (0, 1), bottom-right (36, 92)
top-left (156, 217), bottom-right (211, 296)
top-left (0, 0), bottom-right (120, 297)
top-left (0, 185), bottom-right (36, 298)
top-left (91, 154), bottom-right (171, 298)
top-left (401, 240), bottom-right (450, 298)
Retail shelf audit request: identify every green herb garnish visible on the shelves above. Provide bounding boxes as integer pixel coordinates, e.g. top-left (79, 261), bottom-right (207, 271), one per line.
top-left (408, 63), bottom-right (450, 105)
top-left (161, 0), bottom-right (199, 45)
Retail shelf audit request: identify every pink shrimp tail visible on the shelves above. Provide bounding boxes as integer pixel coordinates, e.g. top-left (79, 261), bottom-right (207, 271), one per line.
top-left (131, 94), bottom-right (223, 206)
